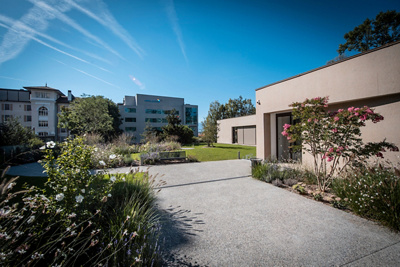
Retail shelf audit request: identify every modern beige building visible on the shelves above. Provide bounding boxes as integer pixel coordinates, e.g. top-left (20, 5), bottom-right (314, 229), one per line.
top-left (256, 41), bottom-right (400, 164)
top-left (217, 115), bottom-right (256, 145)
top-left (218, 41), bottom-right (400, 165)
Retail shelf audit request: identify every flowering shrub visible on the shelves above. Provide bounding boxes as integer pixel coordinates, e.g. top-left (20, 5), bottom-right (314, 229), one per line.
top-left (42, 137), bottom-right (114, 218)
top-left (91, 144), bottom-right (125, 169)
top-left (1, 137), bottom-right (161, 266)
top-left (140, 141), bottom-right (181, 153)
top-left (283, 96), bottom-right (398, 191)
top-left (332, 164), bottom-right (400, 231)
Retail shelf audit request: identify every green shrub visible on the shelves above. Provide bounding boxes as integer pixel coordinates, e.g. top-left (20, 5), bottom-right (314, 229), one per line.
top-left (332, 165), bottom-right (400, 231)
top-left (0, 137), bottom-right (161, 266)
top-left (100, 172), bottom-right (161, 266)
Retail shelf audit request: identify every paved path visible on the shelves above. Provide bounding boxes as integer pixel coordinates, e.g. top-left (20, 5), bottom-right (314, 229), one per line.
top-left (145, 160), bottom-right (400, 266)
top-left (7, 160), bottom-right (400, 266)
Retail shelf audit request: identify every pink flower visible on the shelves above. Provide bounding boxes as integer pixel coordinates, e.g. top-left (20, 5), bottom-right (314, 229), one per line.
top-left (287, 136), bottom-right (292, 140)
top-left (360, 114), bottom-right (367, 121)
top-left (281, 131), bottom-right (288, 137)
top-left (332, 128), bottom-right (338, 133)
top-left (338, 109), bottom-right (344, 113)
top-left (324, 104), bottom-right (328, 108)
top-left (354, 112), bottom-right (359, 116)
top-left (314, 119), bottom-right (318, 123)
top-left (283, 124), bottom-right (291, 130)
top-left (354, 108), bottom-right (360, 112)
top-left (313, 97), bottom-right (321, 101)
top-left (328, 147), bottom-right (334, 153)
top-left (348, 107), bottom-right (354, 112)
top-left (334, 116), bottom-right (339, 122)
top-left (308, 118), bottom-right (312, 123)
top-left (321, 154), bottom-right (326, 159)
top-left (366, 108), bottom-right (374, 114)
top-left (327, 157), bottom-right (334, 162)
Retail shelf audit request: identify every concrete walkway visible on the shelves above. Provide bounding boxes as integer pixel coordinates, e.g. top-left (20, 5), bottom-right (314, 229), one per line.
top-left (146, 160), bottom-right (400, 266)
top-left (6, 160), bottom-right (400, 266)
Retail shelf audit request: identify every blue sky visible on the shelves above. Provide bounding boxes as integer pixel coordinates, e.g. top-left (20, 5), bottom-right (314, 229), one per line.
top-left (1, 0), bottom-right (399, 125)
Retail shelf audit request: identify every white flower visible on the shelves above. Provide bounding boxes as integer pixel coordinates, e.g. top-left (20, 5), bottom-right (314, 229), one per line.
top-left (107, 194), bottom-right (112, 197)
top-left (81, 189), bottom-right (85, 193)
top-left (46, 141), bottom-right (56, 148)
top-left (75, 195), bottom-right (84, 203)
top-left (110, 176), bottom-right (116, 182)
top-left (94, 147), bottom-right (98, 152)
top-left (122, 177), bottom-right (126, 181)
top-left (68, 213), bottom-right (76, 218)
top-left (62, 186), bottom-right (67, 191)
top-left (55, 193), bottom-right (64, 201)
top-left (99, 160), bottom-right (106, 166)
top-left (27, 216), bottom-right (35, 224)
top-left (109, 154), bottom-right (117, 160)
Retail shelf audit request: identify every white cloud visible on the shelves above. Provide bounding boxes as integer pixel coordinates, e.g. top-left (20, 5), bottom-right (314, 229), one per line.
top-left (164, 0), bottom-right (188, 63)
top-left (29, 0), bottom-right (124, 60)
top-left (65, 0), bottom-right (145, 58)
top-left (0, 14), bottom-right (112, 65)
top-left (0, 21), bottom-right (112, 73)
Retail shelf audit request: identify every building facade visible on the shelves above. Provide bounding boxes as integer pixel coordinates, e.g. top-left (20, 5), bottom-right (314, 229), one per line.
top-left (217, 115), bottom-right (256, 146)
top-left (118, 94), bottom-right (198, 142)
top-left (0, 86), bottom-right (74, 141)
top-left (255, 41), bottom-right (400, 165)
top-left (217, 41), bottom-right (400, 165)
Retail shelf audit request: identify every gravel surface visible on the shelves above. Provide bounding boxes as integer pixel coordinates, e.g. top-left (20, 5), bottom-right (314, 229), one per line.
top-left (147, 160), bottom-right (400, 267)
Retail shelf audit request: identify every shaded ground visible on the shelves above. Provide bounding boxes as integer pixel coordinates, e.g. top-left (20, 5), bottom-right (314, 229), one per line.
top-left (6, 160), bottom-right (400, 266)
top-left (147, 160), bottom-right (400, 267)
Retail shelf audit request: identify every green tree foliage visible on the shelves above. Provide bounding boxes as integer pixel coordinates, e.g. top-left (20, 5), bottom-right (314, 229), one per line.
top-left (202, 96), bottom-right (255, 146)
top-left (58, 96), bottom-right (121, 141)
top-left (0, 117), bottom-right (42, 147)
top-left (338, 10), bottom-right (400, 54)
top-left (161, 109), bottom-right (194, 144)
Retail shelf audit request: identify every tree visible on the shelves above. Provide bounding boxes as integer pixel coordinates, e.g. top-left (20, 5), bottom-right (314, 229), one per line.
top-left (201, 96), bottom-right (255, 146)
top-left (283, 96), bottom-right (398, 192)
top-left (0, 117), bottom-right (41, 147)
top-left (201, 114), bottom-right (218, 147)
top-left (338, 10), bottom-right (400, 55)
top-left (58, 96), bottom-right (121, 141)
top-left (161, 109), bottom-right (194, 144)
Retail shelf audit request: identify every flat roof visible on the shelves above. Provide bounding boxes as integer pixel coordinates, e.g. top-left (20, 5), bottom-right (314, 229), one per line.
top-left (255, 40), bottom-right (400, 91)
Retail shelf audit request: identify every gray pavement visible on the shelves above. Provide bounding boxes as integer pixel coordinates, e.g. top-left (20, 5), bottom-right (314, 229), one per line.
top-left (6, 160), bottom-right (400, 266)
top-left (146, 160), bottom-right (400, 267)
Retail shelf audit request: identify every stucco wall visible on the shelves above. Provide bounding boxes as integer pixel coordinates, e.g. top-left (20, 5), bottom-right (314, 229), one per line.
top-left (217, 115), bottom-right (256, 144)
top-left (255, 42), bottom-right (400, 162)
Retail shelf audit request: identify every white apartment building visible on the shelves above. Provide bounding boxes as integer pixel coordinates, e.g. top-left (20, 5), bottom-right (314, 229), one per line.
top-left (118, 94), bottom-right (198, 142)
top-left (0, 85), bottom-right (74, 141)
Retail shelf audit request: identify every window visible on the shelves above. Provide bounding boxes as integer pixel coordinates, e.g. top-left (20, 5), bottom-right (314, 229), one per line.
top-left (39, 120), bottom-right (48, 127)
top-left (125, 117), bottom-right (136, 122)
top-left (145, 118), bottom-right (168, 123)
top-left (164, 110), bottom-right (179, 115)
top-left (1, 103), bottom-right (13, 110)
top-left (38, 132), bottom-right (48, 136)
top-left (125, 127), bottom-right (136, 132)
top-left (24, 105), bottom-right (31, 111)
top-left (35, 92), bottom-right (50, 98)
top-left (145, 109), bottom-right (162, 114)
top-left (24, 115), bottom-right (32, 122)
top-left (185, 107), bottom-right (198, 124)
top-left (124, 108), bottom-right (136, 113)
top-left (1, 115), bottom-right (12, 122)
top-left (38, 107), bottom-right (48, 116)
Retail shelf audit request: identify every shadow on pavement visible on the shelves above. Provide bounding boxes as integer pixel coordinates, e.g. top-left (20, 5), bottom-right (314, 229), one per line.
top-left (158, 205), bottom-right (206, 267)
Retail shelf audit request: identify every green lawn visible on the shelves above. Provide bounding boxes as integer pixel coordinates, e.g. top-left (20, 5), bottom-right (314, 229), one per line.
top-left (183, 143), bottom-right (256, 162)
